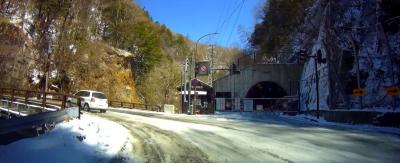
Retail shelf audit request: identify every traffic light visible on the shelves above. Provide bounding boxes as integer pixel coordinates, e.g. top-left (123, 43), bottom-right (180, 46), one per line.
top-left (230, 63), bottom-right (240, 74)
top-left (316, 50), bottom-right (326, 63)
top-left (195, 63), bottom-right (199, 76)
top-left (184, 58), bottom-right (189, 72)
top-left (298, 49), bottom-right (307, 62)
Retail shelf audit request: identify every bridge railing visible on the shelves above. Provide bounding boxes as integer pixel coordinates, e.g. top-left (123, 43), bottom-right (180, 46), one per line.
top-left (215, 97), bottom-right (299, 113)
top-left (0, 87), bottom-right (83, 136)
top-left (108, 100), bottom-right (162, 112)
top-left (0, 87), bottom-right (82, 118)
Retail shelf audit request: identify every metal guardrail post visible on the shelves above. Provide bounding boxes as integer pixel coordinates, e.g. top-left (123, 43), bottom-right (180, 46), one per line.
top-left (42, 92), bottom-right (47, 110)
top-left (0, 88), bottom-right (3, 102)
top-left (10, 89), bottom-right (15, 108)
top-left (77, 97), bottom-right (81, 119)
top-left (25, 91), bottom-right (29, 113)
top-left (0, 88), bottom-right (3, 107)
top-left (61, 95), bottom-right (66, 110)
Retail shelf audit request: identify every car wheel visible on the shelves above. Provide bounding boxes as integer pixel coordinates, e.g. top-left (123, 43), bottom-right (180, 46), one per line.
top-left (101, 110), bottom-right (106, 113)
top-left (84, 104), bottom-right (90, 112)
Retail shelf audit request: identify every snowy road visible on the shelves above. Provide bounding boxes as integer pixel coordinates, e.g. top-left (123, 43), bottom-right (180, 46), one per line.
top-left (95, 111), bottom-right (400, 163)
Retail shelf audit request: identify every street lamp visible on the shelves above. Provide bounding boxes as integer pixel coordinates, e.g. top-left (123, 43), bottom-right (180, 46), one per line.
top-left (188, 32), bottom-right (218, 115)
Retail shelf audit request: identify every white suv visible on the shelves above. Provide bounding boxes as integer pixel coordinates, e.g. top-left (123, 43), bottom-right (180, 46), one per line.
top-left (73, 90), bottom-right (108, 113)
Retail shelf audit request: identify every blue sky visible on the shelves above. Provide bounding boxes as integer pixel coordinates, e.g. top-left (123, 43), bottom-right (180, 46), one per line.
top-left (135, 0), bottom-right (264, 48)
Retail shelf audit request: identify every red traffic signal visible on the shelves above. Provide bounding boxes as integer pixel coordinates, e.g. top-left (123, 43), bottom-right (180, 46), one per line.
top-left (298, 49), bottom-right (307, 61)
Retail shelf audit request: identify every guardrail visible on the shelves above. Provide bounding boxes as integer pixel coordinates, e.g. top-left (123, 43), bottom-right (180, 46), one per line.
top-left (215, 97), bottom-right (299, 112)
top-left (108, 100), bottom-right (162, 112)
top-left (0, 88), bottom-right (82, 117)
top-left (0, 87), bottom-right (82, 135)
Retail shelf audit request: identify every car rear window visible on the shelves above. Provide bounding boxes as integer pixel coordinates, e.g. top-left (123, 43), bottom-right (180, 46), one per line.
top-left (93, 93), bottom-right (107, 99)
top-left (76, 91), bottom-right (90, 97)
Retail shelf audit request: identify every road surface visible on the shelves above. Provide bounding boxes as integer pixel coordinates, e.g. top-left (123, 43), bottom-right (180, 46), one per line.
top-left (93, 110), bottom-right (400, 163)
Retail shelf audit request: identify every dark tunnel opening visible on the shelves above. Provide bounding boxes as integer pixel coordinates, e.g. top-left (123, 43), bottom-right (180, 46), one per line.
top-left (245, 81), bottom-right (287, 110)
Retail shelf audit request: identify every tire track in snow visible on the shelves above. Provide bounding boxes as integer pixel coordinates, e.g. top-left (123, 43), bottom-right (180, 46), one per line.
top-left (96, 113), bottom-right (211, 163)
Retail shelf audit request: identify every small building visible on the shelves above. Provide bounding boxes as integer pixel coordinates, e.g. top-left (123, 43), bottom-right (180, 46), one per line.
top-left (177, 79), bottom-right (214, 114)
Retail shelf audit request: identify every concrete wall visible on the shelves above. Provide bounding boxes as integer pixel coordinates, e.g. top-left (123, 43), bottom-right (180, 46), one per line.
top-left (213, 64), bottom-right (304, 98)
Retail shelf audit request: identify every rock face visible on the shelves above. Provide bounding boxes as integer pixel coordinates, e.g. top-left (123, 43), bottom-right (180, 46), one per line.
top-left (72, 42), bottom-right (139, 103)
top-left (0, 17), bottom-right (33, 89)
top-left (291, 0), bottom-right (400, 110)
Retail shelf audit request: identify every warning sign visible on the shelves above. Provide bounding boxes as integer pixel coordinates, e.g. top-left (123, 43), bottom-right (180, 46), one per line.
top-left (195, 61), bottom-right (210, 76)
top-left (386, 86), bottom-right (399, 96)
top-left (352, 88), bottom-right (365, 96)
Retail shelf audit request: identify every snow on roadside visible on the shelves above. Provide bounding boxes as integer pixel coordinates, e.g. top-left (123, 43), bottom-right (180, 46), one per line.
top-left (112, 108), bottom-right (400, 135)
top-left (203, 112), bottom-right (400, 136)
top-left (108, 107), bottom-right (400, 136)
top-left (0, 114), bottom-right (132, 163)
top-left (279, 113), bottom-right (400, 136)
top-left (208, 111), bottom-right (400, 135)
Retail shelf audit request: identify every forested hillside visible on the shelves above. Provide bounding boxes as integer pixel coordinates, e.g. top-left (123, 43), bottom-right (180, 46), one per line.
top-left (0, 0), bottom-right (238, 107)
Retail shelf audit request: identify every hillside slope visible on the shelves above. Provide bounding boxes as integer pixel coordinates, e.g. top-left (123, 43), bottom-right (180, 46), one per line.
top-left (0, 0), bottom-right (238, 107)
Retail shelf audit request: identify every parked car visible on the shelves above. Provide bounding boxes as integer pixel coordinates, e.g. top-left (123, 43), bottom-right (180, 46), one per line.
top-left (68, 90), bottom-right (108, 113)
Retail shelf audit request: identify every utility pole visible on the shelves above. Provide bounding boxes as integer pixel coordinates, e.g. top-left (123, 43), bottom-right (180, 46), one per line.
top-left (43, 53), bottom-right (50, 92)
top-left (183, 58), bottom-right (189, 103)
top-left (314, 57), bottom-right (320, 119)
top-left (181, 59), bottom-right (189, 113)
top-left (208, 45), bottom-right (215, 86)
top-left (181, 61), bottom-right (184, 113)
top-left (209, 45), bottom-right (216, 112)
top-left (188, 53), bottom-right (193, 114)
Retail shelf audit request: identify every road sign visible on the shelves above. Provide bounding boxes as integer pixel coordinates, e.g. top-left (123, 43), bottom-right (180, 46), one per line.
top-left (243, 100), bottom-right (253, 111)
top-left (386, 86), bottom-right (399, 96)
top-left (352, 88), bottom-right (365, 96)
top-left (195, 61), bottom-right (209, 76)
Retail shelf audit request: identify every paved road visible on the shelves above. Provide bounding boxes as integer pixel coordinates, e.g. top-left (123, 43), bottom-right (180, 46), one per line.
top-left (94, 110), bottom-right (400, 163)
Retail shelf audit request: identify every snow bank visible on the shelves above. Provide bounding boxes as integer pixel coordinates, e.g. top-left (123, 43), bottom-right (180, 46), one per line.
top-left (205, 112), bottom-right (400, 135)
top-left (0, 114), bottom-right (130, 163)
top-left (280, 113), bottom-right (400, 135)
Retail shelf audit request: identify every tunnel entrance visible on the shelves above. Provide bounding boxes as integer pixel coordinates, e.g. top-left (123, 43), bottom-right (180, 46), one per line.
top-left (245, 81), bottom-right (287, 110)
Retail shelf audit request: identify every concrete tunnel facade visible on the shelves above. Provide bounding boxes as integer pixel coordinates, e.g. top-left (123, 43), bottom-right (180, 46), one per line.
top-left (213, 64), bottom-right (304, 99)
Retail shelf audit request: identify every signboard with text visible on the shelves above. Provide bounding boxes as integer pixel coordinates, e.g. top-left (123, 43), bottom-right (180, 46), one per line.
top-left (352, 88), bottom-right (365, 96)
top-left (386, 86), bottom-right (399, 96)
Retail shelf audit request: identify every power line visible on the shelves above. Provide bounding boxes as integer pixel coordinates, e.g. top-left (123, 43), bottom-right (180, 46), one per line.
top-left (214, 0), bottom-right (247, 46)
top-left (214, 0), bottom-right (233, 32)
top-left (225, 0), bottom-right (246, 47)
top-left (215, 0), bottom-right (243, 33)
